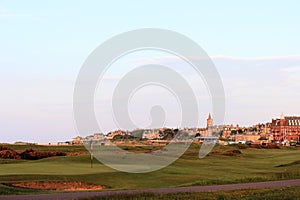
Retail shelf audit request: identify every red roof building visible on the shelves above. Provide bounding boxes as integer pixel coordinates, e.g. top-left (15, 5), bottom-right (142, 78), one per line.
top-left (271, 114), bottom-right (300, 143)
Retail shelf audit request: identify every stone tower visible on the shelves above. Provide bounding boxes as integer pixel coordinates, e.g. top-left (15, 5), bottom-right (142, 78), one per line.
top-left (207, 113), bottom-right (213, 128)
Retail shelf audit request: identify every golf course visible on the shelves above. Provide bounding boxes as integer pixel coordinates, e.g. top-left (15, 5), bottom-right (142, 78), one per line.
top-left (0, 143), bottom-right (300, 199)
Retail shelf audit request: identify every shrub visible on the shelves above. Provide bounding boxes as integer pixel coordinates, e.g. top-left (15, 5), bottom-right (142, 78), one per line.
top-left (0, 149), bottom-right (20, 159)
top-left (237, 144), bottom-right (248, 149)
top-left (19, 149), bottom-right (66, 160)
top-left (222, 149), bottom-right (242, 156)
top-left (250, 144), bottom-right (262, 149)
top-left (0, 146), bottom-right (9, 151)
top-left (266, 143), bottom-right (280, 149)
top-left (0, 146), bottom-right (67, 160)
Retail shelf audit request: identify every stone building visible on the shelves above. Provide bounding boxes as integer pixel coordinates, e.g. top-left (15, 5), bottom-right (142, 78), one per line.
top-left (71, 136), bottom-right (83, 145)
top-left (271, 114), bottom-right (300, 143)
top-left (198, 114), bottom-right (223, 137)
top-left (207, 113), bottom-right (213, 127)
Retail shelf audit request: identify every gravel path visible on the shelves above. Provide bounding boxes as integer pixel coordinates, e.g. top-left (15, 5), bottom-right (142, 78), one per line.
top-left (1, 179), bottom-right (300, 200)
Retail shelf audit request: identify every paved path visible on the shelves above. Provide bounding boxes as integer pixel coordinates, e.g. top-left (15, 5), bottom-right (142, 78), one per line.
top-left (1, 179), bottom-right (300, 200)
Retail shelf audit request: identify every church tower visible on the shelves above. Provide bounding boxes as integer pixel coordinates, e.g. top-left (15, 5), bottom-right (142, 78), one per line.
top-left (207, 113), bottom-right (213, 128)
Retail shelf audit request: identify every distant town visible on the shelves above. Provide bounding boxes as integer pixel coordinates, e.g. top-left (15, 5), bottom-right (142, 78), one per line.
top-left (4, 113), bottom-right (300, 147)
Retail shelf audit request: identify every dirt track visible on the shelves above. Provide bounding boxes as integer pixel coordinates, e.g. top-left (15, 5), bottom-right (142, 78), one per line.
top-left (1, 179), bottom-right (300, 200)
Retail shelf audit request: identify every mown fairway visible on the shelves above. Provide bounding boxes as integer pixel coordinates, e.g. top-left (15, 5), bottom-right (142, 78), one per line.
top-left (0, 144), bottom-right (300, 195)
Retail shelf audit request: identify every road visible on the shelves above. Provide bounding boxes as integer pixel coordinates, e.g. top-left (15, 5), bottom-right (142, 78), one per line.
top-left (1, 179), bottom-right (300, 200)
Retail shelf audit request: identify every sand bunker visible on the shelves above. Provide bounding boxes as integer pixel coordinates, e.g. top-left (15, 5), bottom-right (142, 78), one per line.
top-left (6, 181), bottom-right (106, 191)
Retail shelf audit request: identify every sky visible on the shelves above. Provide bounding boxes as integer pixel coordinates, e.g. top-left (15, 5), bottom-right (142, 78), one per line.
top-left (0, 0), bottom-right (300, 142)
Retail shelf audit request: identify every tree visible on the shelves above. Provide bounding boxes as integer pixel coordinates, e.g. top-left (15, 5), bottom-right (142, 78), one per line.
top-left (219, 130), bottom-right (224, 137)
top-left (162, 129), bottom-right (174, 140)
top-left (238, 129), bottom-right (243, 134)
top-left (230, 130), bottom-right (237, 135)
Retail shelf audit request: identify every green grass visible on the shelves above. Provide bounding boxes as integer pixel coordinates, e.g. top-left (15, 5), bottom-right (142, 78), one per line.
top-left (80, 186), bottom-right (300, 200)
top-left (0, 144), bottom-right (300, 195)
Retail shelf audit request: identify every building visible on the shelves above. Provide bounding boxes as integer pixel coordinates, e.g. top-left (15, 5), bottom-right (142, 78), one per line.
top-left (222, 124), bottom-right (242, 138)
top-left (106, 130), bottom-right (128, 140)
top-left (198, 113), bottom-right (213, 136)
top-left (84, 133), bottom-right (106, 141)
top-left (71, 136), bottom-right (83, 145)
top-left (198, 114), bottom-right (223, 137)
top-left (207, 113), bottom-right (213, 127)
top-left (142, 129), bottom-right (160, 140)
top-left (234, 134), bottom-right (260, 144)
top-left (271, 114), bottom-right (300, 143)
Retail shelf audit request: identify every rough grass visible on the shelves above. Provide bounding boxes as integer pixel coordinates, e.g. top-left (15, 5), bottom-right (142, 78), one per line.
top-left (0, 183), bottom-right (47, 195)
top-left (0, 144), bottom-right (300, 195)
top-left (276, 160), bottom-right (300, 167)
top-left (80, 186), bottom-right (300, 200)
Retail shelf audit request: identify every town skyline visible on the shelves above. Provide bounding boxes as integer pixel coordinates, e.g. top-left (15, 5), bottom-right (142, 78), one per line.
top-left (1, 112), bottom-right (299, 144)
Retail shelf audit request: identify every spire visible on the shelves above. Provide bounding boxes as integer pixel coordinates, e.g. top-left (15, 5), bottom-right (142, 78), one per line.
top-left (207, 113), bottom-right (213, 128)
top-left (208, 113), bottom-right (212, 120)
top-left (280, 113), bottom-right (285, 120)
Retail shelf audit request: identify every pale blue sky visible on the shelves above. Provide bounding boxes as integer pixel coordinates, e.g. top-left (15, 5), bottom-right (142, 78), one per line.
top-left (0, 0), bottom-right (300, 142)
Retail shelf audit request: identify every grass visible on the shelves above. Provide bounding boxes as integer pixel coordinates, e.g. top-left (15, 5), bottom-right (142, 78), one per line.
top-left (0, 144), bottom-right (300, 195)
top-left (0, 183), bottom-right (49, 195)
top-left (80, 186), bottom-right (300, 200)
